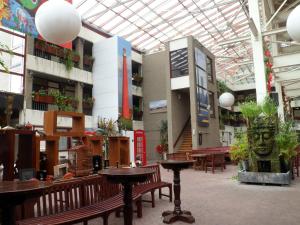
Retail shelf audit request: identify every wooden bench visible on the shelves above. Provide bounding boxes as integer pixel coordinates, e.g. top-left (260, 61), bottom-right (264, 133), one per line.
top-left (133, 164), bottom-right (172, 208)
top-left (17, 175), bottom-right (142, 225)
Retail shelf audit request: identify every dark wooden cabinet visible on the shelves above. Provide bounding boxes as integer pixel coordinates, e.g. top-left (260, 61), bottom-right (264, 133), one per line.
top-left (0, 130), bottom-right (37, 181)
top-left (82, 135), bottom-right (103, 156)
top-left (108, 136), bottom-right (130, 167)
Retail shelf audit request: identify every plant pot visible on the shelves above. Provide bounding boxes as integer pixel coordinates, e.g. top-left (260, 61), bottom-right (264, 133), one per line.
top-left (33, 95), bottom-right (55, 104)
top-left (239, 160), bottom-right (249, 171)
top-left (162, 152), bottom-right (167, 160)
top-left (73, 54), bottom-right (80, 63)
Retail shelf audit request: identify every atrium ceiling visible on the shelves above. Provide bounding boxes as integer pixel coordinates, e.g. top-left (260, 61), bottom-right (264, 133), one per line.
top-left (74, 0), bottom-right (297, 88)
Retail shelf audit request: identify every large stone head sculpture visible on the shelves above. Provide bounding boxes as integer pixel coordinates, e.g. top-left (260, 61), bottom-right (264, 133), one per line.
top-left (247, 117), bottom-right (276, 156)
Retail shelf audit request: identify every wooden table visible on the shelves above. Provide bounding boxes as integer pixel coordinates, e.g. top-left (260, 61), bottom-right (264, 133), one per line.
top-left (0, 180), bottom-right (51, 225)
top-left (190, 153), bottom-right (208, 170)
top-left (160, 160), bottom-right (195, 224)
top-left (101, 168), bottom-right (154, 225)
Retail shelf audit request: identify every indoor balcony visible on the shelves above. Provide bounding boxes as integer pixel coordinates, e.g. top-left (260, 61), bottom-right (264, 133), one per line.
top-left (26, 39), bottom-right (93, 85)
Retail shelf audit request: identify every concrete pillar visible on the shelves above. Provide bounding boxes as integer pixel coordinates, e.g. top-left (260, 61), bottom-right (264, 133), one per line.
top-left (26, 36), bottom-right (35, 55)
top-left (249, 0), bottom-right (267, 104)
top-left (75, 38), bottom-right (84, 70)
top-left (187, 37), bottom-right (199, 148)
top-left (75, 82), bottom-right (83, 113)
top-left (24, 70), bottom-right (33, 109)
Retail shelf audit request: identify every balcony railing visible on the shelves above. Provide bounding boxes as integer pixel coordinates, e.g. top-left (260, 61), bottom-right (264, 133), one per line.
top-left (33, 39), bottom-right (93, 72)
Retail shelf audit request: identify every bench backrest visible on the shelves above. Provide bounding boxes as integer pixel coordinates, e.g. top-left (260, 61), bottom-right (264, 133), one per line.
top-left (142, 164), bottom-right (161, 183)
top-left (35, 178), bottom-right (83, 217)
top-left (81, 175), bottom-right (120, 206)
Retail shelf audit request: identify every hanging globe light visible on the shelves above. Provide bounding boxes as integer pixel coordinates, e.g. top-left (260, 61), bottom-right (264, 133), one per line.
top-left (35, 0), bottom-right (82, 45)
top-left (219, 92), bottom-right (235, 107)
top-left (287, 5), bottom-right (300, 42)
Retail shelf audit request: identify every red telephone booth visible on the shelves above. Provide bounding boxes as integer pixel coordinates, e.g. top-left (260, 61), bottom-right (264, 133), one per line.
top-left (134, 130), bottom-right (146, 165)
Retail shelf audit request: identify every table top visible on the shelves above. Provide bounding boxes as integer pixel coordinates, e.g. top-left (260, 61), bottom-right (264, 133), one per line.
top-left (160, 160), bottom-right (195, 165)
top-left (100, 168), bottom-right (154, 184)
top-left (101, 167), bottom-right (154, 177)
top-left (0, 180), bottom-right (51, 197)
top-left (160, 160), bottom-right (195, 170)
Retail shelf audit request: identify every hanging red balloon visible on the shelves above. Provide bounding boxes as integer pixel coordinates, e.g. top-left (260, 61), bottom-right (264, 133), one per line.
top-left (264, 50), bottom-right (271, 57)
top-left (266, 62), bottom-right (273, 68)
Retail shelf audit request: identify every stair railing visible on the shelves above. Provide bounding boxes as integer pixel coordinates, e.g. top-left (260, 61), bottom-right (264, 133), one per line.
top-left (173, 116), bottom-right (191, 148)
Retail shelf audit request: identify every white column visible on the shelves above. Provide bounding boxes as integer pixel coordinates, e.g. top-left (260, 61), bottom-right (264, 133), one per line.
top-left (249, 0), bottom-right (267, 104)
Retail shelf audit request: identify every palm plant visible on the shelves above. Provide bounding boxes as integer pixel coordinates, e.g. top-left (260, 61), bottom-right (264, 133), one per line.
top-left (97, 117), bottom-right (117, 159)
top-left (276, 120), bottom-right (298, 162)
top-left (239, 101), bottom-right (262, 127)
top-left (261, 96), bottom-right (277, 119)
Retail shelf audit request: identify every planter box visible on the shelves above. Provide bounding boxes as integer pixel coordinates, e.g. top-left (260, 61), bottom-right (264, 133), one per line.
top-left (33, 95), bottom-right (55, 104)
top-left (73, 55), bottom-right (80, 63)
top-left (83, 56), bottom-right (93, 66)
top-left (83, 102), bottom-right (93, 109)
top-left (238, 171), bottom-right (291, 185)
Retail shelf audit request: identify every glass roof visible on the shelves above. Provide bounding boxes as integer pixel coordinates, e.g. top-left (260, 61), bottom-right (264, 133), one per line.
top-left (74, 0), bottom-right (252, 83)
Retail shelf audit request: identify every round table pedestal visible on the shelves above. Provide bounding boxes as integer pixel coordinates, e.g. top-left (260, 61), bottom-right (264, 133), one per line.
top-left (101, 168), bottom-right (154, 225)
top-left (160, 160), bottom-right (195, 224)
top-left (162, 210), bottom-right (195, 224)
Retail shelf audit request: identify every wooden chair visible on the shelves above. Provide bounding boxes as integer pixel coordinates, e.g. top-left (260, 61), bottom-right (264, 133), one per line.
top-left (133, 164), bottom-right (172, 208)
top-left (205, 153), bottom-right (225, 174)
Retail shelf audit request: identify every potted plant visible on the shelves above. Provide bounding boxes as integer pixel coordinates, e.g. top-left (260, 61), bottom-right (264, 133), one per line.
top-left (275, 120), bottom-right (299, 174)
top-left (97, 117), bottom-right (117, 159)
top-left (239, 100), bottom-right (262, 127)
top-left (83, 97), bottom-right (95, 109)
top-left (156, 120), bottom-right (168, 159)
top-left (132, 73), bottom-right (143, 85)
top-left (72, 51), bottom-right (80, 63)
top-left (64, 49), bottom-right (74, 72)
top-left (32, 89), bottom-right (55, 104)
top-left (118, 116), bottom-right (133, 131)
top-left (230, 132), bottom-right (249, 171)
top-left (49, 90), bottom-right (74, 111)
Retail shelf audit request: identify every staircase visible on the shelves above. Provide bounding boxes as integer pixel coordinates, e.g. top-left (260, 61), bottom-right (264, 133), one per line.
top-left (177, 125), bottom-right (192, 153)
top-left (169, 125), bottom-right (193, 160)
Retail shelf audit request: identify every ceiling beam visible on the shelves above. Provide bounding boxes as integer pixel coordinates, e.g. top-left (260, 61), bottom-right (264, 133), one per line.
top-left (218, 27), bottom-right (288, 46)
top-left (275, 69), bottom-right (300, 82)
top-left (273, 52), bottom-right (300, 68)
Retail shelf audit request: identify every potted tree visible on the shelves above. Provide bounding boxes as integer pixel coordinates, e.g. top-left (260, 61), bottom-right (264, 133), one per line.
top-left (275, 120), bottom-right (299, 174)
top-left (230, 132), bottom-right (249, 171)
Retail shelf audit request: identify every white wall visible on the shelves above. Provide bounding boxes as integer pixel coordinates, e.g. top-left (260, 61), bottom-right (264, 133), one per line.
top-left (132, 51), bottom-right (143, 64)
top-left (78, 26), bottom-right (106, 43)
top-left (26, 54), bottom-right (93, 84)
top-left (171, 76), bottom-right (190, 90)
top-left (124, 131), bottom-right (135, 164)
top-left (92, 37), bottom-right (119, 124)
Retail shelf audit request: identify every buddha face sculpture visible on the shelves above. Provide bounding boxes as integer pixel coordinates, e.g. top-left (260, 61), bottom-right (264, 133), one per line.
top-left (248, 118), bottom-right (276, 156)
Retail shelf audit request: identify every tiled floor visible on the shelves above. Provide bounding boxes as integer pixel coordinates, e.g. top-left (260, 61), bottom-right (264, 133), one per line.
top-left (86, 165), bottom-right (300, 225)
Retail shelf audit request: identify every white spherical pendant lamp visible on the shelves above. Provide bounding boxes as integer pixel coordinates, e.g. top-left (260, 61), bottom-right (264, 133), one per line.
top-left (35, 0), bottom-right (82, 45)
top-left (287, 5), bottom-right (300, 42)
top-left (219, 92), bottom-right (235, 107)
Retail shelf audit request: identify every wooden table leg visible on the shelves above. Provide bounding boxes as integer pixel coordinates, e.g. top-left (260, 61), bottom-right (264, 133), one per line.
top-left (162, 169), bottom-right (195, 224)
top-left (123, 182), bottom-right (133, 225)
top-left (2, 205), bottom-right (16, 225)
